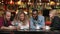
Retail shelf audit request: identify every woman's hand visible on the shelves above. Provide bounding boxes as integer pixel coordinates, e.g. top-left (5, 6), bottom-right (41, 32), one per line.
top-left (16, 26), bottom-right (20, 31)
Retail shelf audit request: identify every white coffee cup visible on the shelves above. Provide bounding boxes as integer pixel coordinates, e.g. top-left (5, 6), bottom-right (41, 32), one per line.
top-left (36, 25), bottom-right (40, 29)
top-left (45, 26), bottom-right (50, 31)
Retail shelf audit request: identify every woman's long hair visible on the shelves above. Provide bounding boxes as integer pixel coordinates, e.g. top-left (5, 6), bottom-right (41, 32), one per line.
top-left (14, 11), bottom-right (29, 24)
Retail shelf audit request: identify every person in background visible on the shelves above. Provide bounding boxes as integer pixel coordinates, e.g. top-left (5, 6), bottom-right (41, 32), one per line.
top-left (30, 9), bottom-right (45, 31)
top-left (12, 12), bottom-right (29, 31)
top-left (49, 10), bottom-right (60, 30)
top-left (10, 12), bottom-right (15, 21)
top-left (0, 11), bottom-right (16, 30)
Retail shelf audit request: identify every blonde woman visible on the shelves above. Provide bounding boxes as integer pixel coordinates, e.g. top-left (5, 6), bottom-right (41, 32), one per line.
top-left (12, 12), bottom-right (29, 31)
top-left (49, 10), bottom-right (57, 19)
top-left (49, 10), bottom-right (60, 30)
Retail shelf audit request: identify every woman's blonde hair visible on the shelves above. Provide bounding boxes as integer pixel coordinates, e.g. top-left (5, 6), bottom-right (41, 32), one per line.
top-left (56, 9), bottom-right (60, 17)
top-left (49, 10), bottom-right (57, 16)
top-left (49, 10), bottom-right (58, 21)
top-left (14, 11), bottom-right (29, 23)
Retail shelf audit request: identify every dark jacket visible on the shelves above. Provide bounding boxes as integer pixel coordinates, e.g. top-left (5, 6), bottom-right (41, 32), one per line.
top-left (50, 16), bottom-right (60, 30)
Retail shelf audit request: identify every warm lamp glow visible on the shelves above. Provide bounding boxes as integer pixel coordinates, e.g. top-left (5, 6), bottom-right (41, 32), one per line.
top-left (24, 11), bottom-right (27, 14)
top-left (16, 10), bottom-right (18, 14)
top-left (17, 0), bottom-right (22, 5)
top-left (39, 0), bottom-right (41, 2)
top-left (57, 3), bottom-right (59, 5)
top-left (9, 0), bottom-right (14, 4)
top-left (28, 0), bottom-right (31, 2)
top-left (2, 0), bottom-right (3, 2)
top-left (50, 1), bottom-right (55, 5)
top-left (47, 3), bottom-right (49, 5)
top-left (28, 2), bottom-right (32, 5)
top-left (40, 3), bottom-right (42, 5)
top-left (28, 0), bottom-right (32, 5)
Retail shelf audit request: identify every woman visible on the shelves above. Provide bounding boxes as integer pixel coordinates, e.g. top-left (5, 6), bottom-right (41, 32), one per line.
top-left (12, 12), bottom-right (29, 31)
top-left (49, 10), bottom-right (60, 30)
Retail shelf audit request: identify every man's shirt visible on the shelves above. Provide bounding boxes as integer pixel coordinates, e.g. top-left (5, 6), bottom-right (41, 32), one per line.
top-left (30, 15), bottom-right (45, 30)
top-left (0, 17), bottom-right (11, 28)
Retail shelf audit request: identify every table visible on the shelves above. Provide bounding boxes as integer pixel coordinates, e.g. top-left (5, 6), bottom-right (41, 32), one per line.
top-left (0, 30), bottom-right (60, 34)
top-left (14, 30), bottom-right (60, 34)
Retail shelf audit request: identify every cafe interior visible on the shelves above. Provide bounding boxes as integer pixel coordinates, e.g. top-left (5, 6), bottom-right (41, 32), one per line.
top-left (0, 0), bottom-right (60, 34)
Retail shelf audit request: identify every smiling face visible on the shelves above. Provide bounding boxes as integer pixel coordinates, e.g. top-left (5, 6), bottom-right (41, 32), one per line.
top-left (49, 12), bottom-right (56, 18)
top-left (49, 10), bottom-right (57, 18)
top-left (49, 13), bottom-right (54, 18)
top-left (19, 13), bottom-right (25, 21)
top-left (5, 12), bottom-right (11, 21)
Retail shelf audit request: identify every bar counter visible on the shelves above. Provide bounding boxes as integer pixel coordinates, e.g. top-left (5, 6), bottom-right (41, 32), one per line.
top-left (0, 29), bottom-right (60, 34)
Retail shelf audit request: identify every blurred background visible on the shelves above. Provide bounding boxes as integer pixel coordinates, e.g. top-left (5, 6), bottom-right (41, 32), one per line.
top-left (0, 0), bottom-right (60, 26)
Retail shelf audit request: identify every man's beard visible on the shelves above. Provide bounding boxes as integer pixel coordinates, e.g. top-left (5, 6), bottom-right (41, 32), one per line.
top-left (33, 16), bottom-right (38, 20)
top-left (6, 18), bottom-right (10, 21)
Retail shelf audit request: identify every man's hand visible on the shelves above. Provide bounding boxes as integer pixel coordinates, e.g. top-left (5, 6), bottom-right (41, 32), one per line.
top-left (8, 26), bottom-right (17, 30)
top-left (1, 26), bottom-right (9, 30)
top-left (0, 26), bottom-right (16, 31)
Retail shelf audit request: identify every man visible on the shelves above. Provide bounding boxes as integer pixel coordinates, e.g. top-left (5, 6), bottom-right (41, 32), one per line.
top-left (30, 9), bottom-right (45, 30)
top-left (0, 11), bottom-right (16, 30)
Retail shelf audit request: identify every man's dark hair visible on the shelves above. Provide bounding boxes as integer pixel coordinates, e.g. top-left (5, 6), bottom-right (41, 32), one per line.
top-left (32, 9), bottom-right (38, 13)
top-left (32, 9), bottom-right (38, 20)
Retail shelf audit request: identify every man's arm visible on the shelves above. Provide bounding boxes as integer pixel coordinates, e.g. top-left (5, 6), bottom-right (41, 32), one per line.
top-left (30, 18), bottom-right (36, 29)
top-left (0, 22), bottom-right (3, 28)
top-left (38, 16), bottom-right (45, 28)
top-left (0, 17), bottom-right (4, 28)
